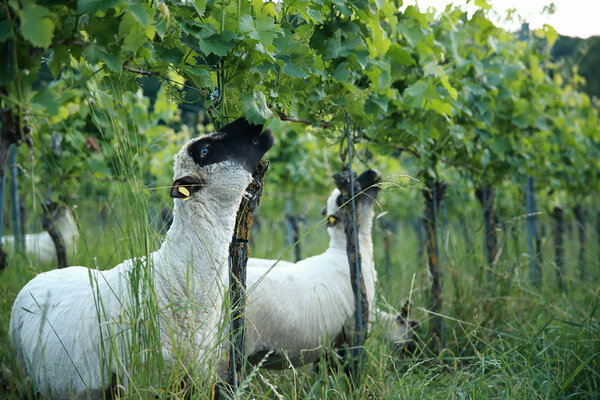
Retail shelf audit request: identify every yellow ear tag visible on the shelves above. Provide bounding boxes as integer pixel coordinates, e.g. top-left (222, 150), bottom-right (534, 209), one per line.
top-left (178, 186), bottom-right (190, 198)
top-left (328, 216), bottom-right (336, 224)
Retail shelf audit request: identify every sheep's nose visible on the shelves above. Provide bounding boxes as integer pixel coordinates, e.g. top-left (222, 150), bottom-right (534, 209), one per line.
top-left (321, 207), bottom-right (327, 216)
top-left (408, 319), bottom-right (419, 328)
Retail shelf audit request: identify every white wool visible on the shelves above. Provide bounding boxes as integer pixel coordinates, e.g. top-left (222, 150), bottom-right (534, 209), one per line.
top-left (237, 187), bottom-right (381, 366)
top-left (9, 136), bottom-right (254, 399)
top-left (1, 208), bottom-right (78, 264)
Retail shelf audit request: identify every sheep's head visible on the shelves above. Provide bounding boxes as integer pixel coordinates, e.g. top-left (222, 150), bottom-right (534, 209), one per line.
top-left (387, 314), bottom-right (419, 353)
top-left (322, 169), bottom-right (381, 233)
top-left (170, 118), bottom-right (274, 203)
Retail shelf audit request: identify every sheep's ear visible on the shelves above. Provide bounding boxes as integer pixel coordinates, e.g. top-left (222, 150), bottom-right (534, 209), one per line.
top-left (357, 169), bottom-right (381, 200)
top-left (170, 176), bottom-right (203, 199)
top-left (356, 170), bottom-right (380, 190)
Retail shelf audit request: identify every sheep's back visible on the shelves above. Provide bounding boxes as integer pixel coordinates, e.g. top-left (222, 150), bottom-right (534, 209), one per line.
top-left (244, 250), bottom-right (355, 365)
top-left (2, 231), bottom-right (75, 265)
top-left (9, 266), bottom-right (120, 398)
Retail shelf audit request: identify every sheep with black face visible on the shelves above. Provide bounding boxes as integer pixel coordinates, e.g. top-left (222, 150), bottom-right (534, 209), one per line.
top-left (9, 117), bottom-right (274, 399)
top-left (232, 170), bottom-right (416, 369)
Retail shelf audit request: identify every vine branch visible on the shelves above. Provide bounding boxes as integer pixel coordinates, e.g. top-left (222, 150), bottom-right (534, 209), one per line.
top-left (275, 111), bottom-right (329, 128)
top-left (122, 65), bottom-right (159, 77)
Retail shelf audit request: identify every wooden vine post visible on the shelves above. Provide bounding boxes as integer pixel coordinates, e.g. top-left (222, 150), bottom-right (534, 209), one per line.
top-left (422, 180), bottom-right (447, 353)
top-left (285, 199), bottom-right (301, 262)
top-left (334, 115), bottom-right (368, 383)
top-left (0, 97), bottom-right (30, 269)
top-left (475, 187), bottom-right (498, 275)
top-left (227, 160), bottom-right (269, 394)
top-left (333, 169), bottom-right (368, 382)
top-left (40, 139), bottom-right (68, 269)
top-left (526, 176), bottom-right (541, 288)
top-left (41, 201), bottom-right (68, 269)
top-left (551, 206), bottom-right (566, 293)
top-left (573, 204), bottom-right (586, 280)
top-left (597, 210), bottom-right (600, 267)
top-left (8, 145), bottom-right (22, 252)
top-left (0, 166), bottom-right (5, 270)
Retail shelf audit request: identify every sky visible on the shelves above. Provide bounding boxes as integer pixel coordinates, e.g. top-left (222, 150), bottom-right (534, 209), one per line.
top-left (401, 0), bottom-right (600, 38)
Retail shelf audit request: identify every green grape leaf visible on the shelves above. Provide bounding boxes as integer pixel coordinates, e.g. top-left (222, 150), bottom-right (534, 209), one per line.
top-left (474, 0), bottom-right (491, 10)
top-left (306, 8), bottom-right (323, 23)
top-left (332, 62), bottom-right (350, 81)
top-left (366, 17), bottom-right (390, 57)
top-left (20, 4), bottom-right (55, 49)
top-left (154, 13), bottom-right (168, 38)
top-left (326, 32), bottom-right (365, 59)
top-left (387, 43), bottom-right (415, 66)
top-left (183, 65), bottom-right (215, 87)
top-left (49, 45), bottom-right (70, 78)
top-left (98, 50), bottom-right (123, 72)
top-left (489, 135), bottom-right (511, 156)
top-left (241, 91), bottom-right (273, 125)
top-left (31, 88), bottom-right (59, 115)
top-left (404, 80), bottom-right (439, 108)
top-left (282, 58), bottom-right (312, 78)
top-left (367, 93), bottom-right (388, 113)
top-left (193, 0), bottom-right (207, 16)
top-left (77, 0), bottom-right (121, 14)
top-left (119, 13), bottom-right (147, 53)
top-left (404, 5), bottom-right (429, 29)
top-left (240, 15), bottom-right (282, 47)
top-left (425, 98), bottom-right (452, 118)
top-left (397, 23), bottom-right (423, 48)
top-left (238, 14), bottom-right (254, 34)
top-left (126, 2), bottom-right (151, 26)
top-left (198, 31), bottom-right (237, 57)
top-left (0, 20), bottom-right (14, 43)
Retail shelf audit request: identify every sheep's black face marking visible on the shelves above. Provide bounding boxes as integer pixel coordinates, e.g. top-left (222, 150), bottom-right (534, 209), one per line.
top-left (326, 170), bottom-right (380, 227)
top-left (188, 117), bottom-right (274, 173)
top-left (333, 170), bottom-right (380, 207)
top-left (357, 169), bottom-right (381, 203)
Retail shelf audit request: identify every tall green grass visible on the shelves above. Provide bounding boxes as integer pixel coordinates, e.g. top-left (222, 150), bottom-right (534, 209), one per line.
top-left (2, 179), bottom-right (599, 399)
top-left (0, 85), bottom-right (218, 399)
top-left (1, 176), bottom-right (599, 398)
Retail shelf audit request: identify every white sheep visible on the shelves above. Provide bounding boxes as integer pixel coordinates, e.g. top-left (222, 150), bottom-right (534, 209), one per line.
top-left (1, 205), bottom-right (78, 264)
top-left (9, 118), bottom-right (274, 399)
top-left (233, 170), bottom-right (416, 369)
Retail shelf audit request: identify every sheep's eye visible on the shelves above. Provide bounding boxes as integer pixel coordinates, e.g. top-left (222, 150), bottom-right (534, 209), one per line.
top-left (252, 137), bottom-right (259, 145)
top-left (200, 146), bottom-right (208, 157)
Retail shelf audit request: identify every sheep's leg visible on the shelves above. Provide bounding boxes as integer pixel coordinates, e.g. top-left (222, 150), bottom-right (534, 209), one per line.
top-left (41, 201), bottom-right (67, 269)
